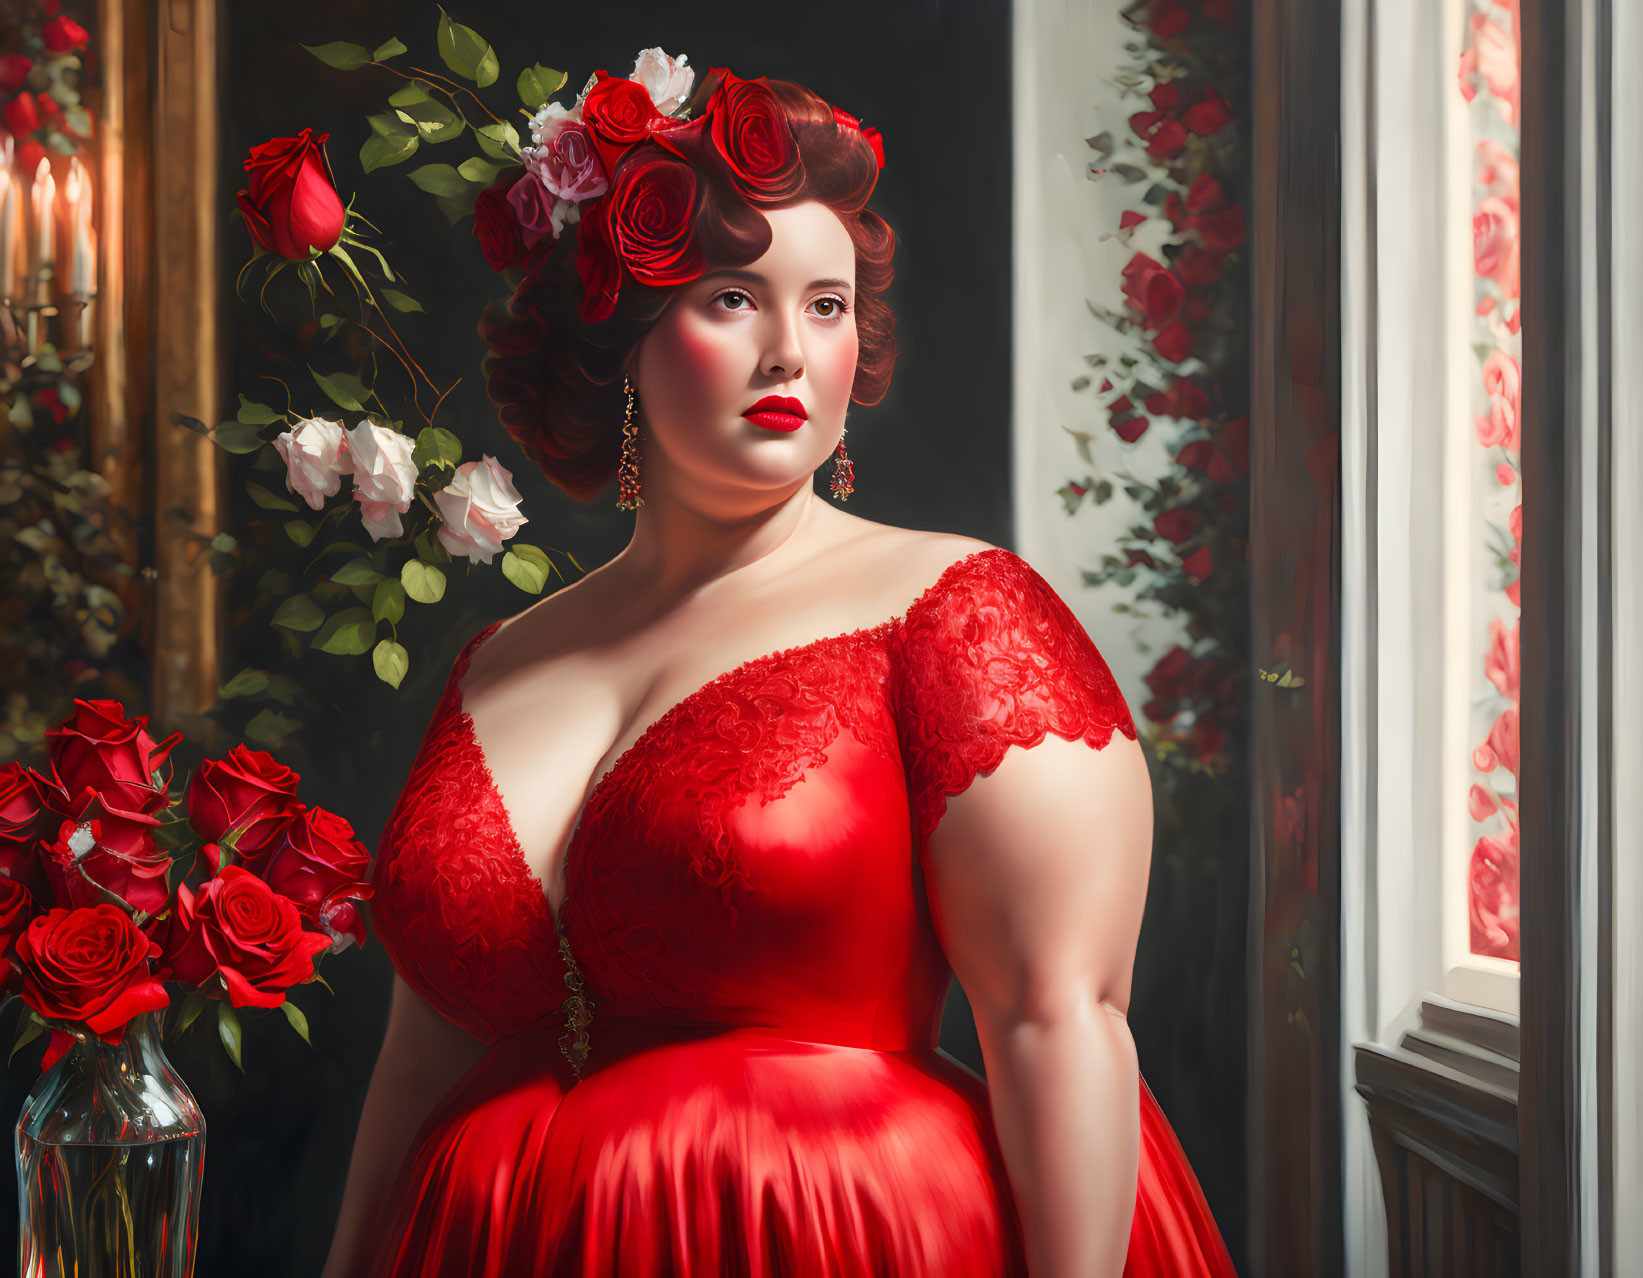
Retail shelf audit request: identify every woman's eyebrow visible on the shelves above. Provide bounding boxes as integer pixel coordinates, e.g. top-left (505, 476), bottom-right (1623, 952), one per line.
top-left (700, 268), bottom-right (854, 290)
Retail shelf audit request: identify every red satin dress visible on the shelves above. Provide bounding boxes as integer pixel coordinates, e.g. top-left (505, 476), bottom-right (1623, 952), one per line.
top-left (362, 547), bottom-right (1236, 1277)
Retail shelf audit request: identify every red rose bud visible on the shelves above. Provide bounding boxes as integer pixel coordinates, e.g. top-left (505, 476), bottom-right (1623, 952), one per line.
top-left (175, 867), bottom-right (332, 1009)
top-left (0, 54), bottom-right (33, 95)
top-left (319, 889), bottom-right (371, 952)
top-left (3, 93), bottom-right (39, 140)
top-left (1120, 252), bottom-right (1185, 327)
top-left (186, 743), bottom-right (303, 860)
top-left (236, 128), bottom-right (347, 259)
top-left (45, 699), bottom-right (180, 819)
top-left (12, 905), bottom-right (169, 1045)
top-left (42, 14), bottom-right (89, 53)
top-left (1184, 88), bottom-right (1234, 136)
top-left (255, 805), bottom-right (371, 926)
top-left (1152, 320), bottom-right (1195, 363)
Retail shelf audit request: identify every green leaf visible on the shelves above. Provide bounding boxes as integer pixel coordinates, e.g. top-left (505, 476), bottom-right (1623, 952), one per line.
top-left (212, 420), bottom-right (266, 454)
top-left (311, 367), bottom-right (365, 412)
top-left (219, 668), bottom-right (271, 699)
top-left (457, 155), bottom-right (509, 184)
top-left (401, 560), bottom-right (446, 604)
top-left (474, 120), bottom-right (521, 161)
top-left (317, 313), bottom-right (343, 329)
top-left (500, 548), bottom-right (549, 594)
top-left (408, 162), bottom-right (469, 198)
top-left (367, 110), bottom-right (418, 140)
top-left (373, 638), bottom-right (410, 688)
top-left (284, 519), bottom-right (317, 548)
top-left (303, 40), bottom-right (370, 71)
top-left (246, 481), bottom-right (299, 512)
top-left (373, 36), bottom-right (408, 60)
top-left (413, 426), bottom-right (463, 469)
top-left (278, 997), bottom-right (313, 1046)
top-left (245, 708), bottom-right (300, 747)
top-left (394, 99), bottom-right (464, 144)
top-left (331, 557), bottom-right (383, 586)
top-left (388, 79), bottom-right (436, 108)
top-left (256, 569), bottom-right (291, 594)
top-left (171, 989), bottom-right (209, 1040)
top-left (9, 1011), bottom-right (46, 1066)
top-left (516, 64), bottom-right (568, 111)
top-left (380, 288), bottom-right (424, 313)
top-left (434, 189), bottom-right (478, 226)
top-left (216, 999), bottom-right (244, 1072)
top-left (361, 130), bottom-right (420, 172)
top-left (501, 543), bottom-right (553, 593)
top-left (271, 594), bottom-right (325, 632)
top-left (436, 8), bottom-right (500, 87)
top-left (310, 607), bottom-right (376, 655)
top-left (210, 532), bottom-right (238, 554)
top-left (237, 396), bottom-right (282, 425)
top-left (414, 528), bottom-right (450, 565)
top-left (371, 576), bottom-right (406, 625)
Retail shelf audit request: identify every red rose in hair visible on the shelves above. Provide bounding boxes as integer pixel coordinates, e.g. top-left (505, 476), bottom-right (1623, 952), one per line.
top-left (473, 170), bottom-right (528, 270)
top-left (577, 148), bottom-right (703, 323)
top-left (152, 866), bottom-right (331, 1009)
top-left (831, 105), bottom-right (886, 170)
top-left (236, 128), bottom-right (347, 260)
top-left (254, 806), bottom-right (372, 948)
top-left (12, 904), bottom-right (168, 1044)
top-left (580, 71), bottom-right (692, 177)
top-left (706, 69), bottom-right (802, 201)
top-left (186, 743), bottom-right (303, 862)
top-left (45, 699), bottom-right (178, 818)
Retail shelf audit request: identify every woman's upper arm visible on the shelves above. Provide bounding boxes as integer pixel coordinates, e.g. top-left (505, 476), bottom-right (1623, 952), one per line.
top-left (378, 972), bottom-right (490, 1080)
top-left (890, 546), bottom-right (1149, 1027)
top-left (922, 730), bottom-right (1153, 1027)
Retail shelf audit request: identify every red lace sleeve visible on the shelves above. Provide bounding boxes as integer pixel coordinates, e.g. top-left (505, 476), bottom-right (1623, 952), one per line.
top-left (891, 548), bottom-right (1139, 849)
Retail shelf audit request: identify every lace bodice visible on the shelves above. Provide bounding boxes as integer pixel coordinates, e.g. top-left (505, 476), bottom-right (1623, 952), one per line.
top-left (367, 547), bottom-right (1138, 1051)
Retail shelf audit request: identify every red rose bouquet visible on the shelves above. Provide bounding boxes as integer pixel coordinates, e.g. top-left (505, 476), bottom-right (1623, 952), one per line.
top-left (0, 700), bottom-right (371, 1072)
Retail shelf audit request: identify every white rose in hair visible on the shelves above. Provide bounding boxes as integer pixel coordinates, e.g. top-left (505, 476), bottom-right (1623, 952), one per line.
top-left (346, 420), bottom-right (419, 541)
top-left (274, 415), bottom-right (352, 511)
top-left (630, 47), bottom-right (694, 116)
top-left (435, 455), bottom-right (529, 565)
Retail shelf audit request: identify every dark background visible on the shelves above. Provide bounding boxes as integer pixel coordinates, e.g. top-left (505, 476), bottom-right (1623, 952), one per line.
top-left (0, 2), bottom-right (1247, 1274)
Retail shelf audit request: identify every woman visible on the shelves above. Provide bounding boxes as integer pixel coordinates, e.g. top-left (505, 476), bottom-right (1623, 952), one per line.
top-left (323, 51), bottom-right (1237, 1278)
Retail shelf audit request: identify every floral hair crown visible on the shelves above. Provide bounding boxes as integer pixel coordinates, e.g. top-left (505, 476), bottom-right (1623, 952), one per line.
top-left (471, 47), bottom-right (886, 324)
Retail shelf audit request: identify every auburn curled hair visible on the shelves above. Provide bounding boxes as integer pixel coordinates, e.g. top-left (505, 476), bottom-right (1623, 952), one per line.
top-left (477, 73), bottom-right (897, 503)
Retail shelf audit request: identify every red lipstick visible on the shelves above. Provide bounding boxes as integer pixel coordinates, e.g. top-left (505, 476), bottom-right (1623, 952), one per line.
top-left (742, 394), bottom-right (808, 432)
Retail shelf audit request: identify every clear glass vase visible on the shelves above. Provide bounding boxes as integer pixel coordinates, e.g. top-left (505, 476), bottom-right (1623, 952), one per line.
top-left (14, 1009), bottom-right (207, 1278)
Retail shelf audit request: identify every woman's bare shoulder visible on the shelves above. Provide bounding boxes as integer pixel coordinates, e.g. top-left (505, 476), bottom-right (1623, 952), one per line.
top-left (845, 523), bottom-right (1001, 594)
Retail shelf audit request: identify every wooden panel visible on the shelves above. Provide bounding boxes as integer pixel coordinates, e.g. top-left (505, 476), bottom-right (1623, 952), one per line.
top-left (1247, 0), bottom-right (1345, 1272)
top-left (146, 0), bottom-right (223, 731)
top-left (1516, 0), bottom-right (1583, 1272)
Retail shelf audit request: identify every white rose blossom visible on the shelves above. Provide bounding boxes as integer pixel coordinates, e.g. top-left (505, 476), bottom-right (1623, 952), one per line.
top-left (435, 454), bottom-right (529, 565)
top-left (273, 415), bottom-right (353, 511)
top-left (630, 47), bottom-right (694, 116)
top-left (345, 420), bottom-right (419, 541)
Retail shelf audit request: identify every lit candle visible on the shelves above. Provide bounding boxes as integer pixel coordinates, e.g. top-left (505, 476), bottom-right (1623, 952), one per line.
top-left (64, 157), bottom-right (92, 296)
top-left (30, 157), bottom-right (54, 304)
top-left (0, 164), bottom-right (15, 305)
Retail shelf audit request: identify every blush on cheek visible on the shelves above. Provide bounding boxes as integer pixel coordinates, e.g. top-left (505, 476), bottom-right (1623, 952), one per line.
top-left (818, 330), bottom-right (860, 404)
top-left (657, 320), bottom-right (749, 413)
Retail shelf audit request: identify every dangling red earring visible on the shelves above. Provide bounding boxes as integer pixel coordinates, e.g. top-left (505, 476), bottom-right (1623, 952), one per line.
top-left (829, 429), bottom-right (855, 501)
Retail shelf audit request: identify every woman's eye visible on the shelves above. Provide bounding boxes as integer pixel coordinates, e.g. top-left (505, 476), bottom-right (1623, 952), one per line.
top-left (812, 296), bottom-right (849, 319)
top-left (715, 290), bottom-right (752, 311)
